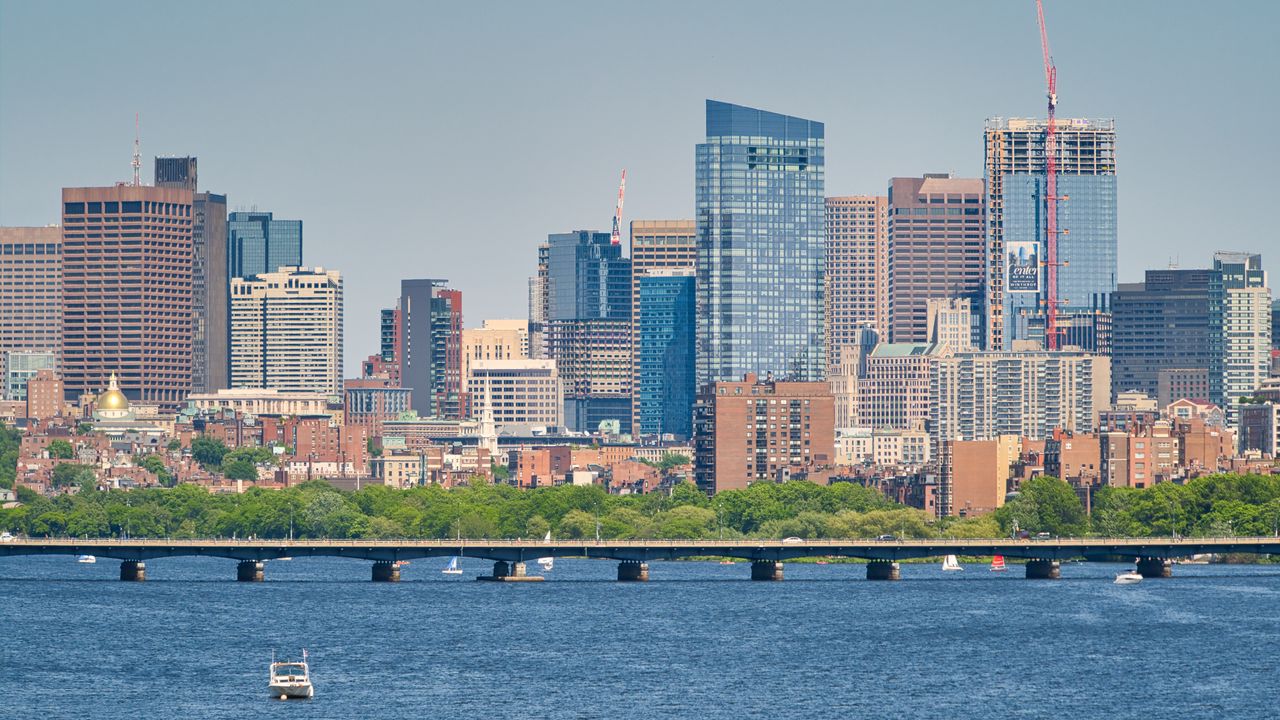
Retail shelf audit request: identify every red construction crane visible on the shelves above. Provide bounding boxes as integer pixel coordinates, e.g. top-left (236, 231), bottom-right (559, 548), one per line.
top-left (1036, 0), bottom-right (1063, 350)
top-left (610, 169), bottom-right (627, 246)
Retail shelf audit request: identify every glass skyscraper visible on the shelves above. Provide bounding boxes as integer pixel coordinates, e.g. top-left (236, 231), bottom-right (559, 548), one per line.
top-left (696, 100), bottom-right (825, 387)
top-left (227, 211), bottom-right (302, 279)
top-left (636, 271), bottom-right (695, 438)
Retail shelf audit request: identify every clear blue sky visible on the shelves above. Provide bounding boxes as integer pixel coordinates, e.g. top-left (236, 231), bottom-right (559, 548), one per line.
top-left (2, 0), bottom-right (1276, 370)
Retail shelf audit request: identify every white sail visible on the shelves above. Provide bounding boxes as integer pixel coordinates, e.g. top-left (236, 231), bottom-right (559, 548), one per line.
top-left (942, 554), bottom-right (963, 571)
top-left (537, 530), bottom-right (553, 571)
top-left (442, 556), bottom-right (462, 575)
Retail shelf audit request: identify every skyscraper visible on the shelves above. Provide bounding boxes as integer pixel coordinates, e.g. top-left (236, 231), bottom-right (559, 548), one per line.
top-left (545, 230), bottom-right (632, 432)
top-left (227, 211), bottom-right (302, 279)
top-left (984, 117), bottom-right (1117, 350)
top-left (61, 185), bottom-right (194, 407)
top-left (155, 157), bottom-right (228, 392)
top-left (398, 279), bottom-right (464, 419)
top-left (825, 195), bottom-right (888, 369)
top-left (886, 175), bottom-right (985, 346)
top-left (230, 266), bottom-right (343, 394)
top-left (635, 270), bottom-right (695, 438)
top-left (630, 219), bottom-right (696, 432)
top-left (0, 226), bottom-right (61, 391)
top-left (696, 100), bottom-right (826, 387)
top-left (1211, 252), bottom-right (1271, 425)
top-left (1111, 269), bottom-right (1216, 401)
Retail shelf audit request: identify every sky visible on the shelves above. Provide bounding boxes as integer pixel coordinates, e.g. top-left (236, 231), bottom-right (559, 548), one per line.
top-left (2, 0), bottom-right (1277, 371)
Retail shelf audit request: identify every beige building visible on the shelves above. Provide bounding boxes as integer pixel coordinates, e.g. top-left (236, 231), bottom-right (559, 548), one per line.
top-left (825, 196), bottom-right (888, 368)
top-left (461, 319), bottom-right (529, 388)
top-left (629, 220), bottom-right (696, 430)
top-left (855, 343), bottom-right (948, 430)
top-left (466, 359), bottom-right (563, 430)
top-left (187, 388), bottom-right (334, 416)
top-left (926, 297), bottom-right (976, 352)
top-left (231, 267), bottom-right (343, 395)
top-left (0, 227), bottom-right (62, 387)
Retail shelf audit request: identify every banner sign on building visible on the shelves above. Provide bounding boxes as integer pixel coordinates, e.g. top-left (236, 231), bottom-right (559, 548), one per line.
top-left (1006, 241), bottom-right (1041, 293)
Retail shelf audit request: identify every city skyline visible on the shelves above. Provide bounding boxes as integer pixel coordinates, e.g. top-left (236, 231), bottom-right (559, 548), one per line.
top-left (2, 1), bottom-right (1276, 370)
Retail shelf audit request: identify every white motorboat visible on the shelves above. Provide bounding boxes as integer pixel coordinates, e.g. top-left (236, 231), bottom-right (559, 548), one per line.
top-left (442, 556), bottom-right (463, 575)
top-left (537, 530), bottom-right (554, 571)
top-left (269, 650), bottom-right (313, 700)
top-left (941, 554), bottom-right (963, 572)
top-left (1114, 571), bottom-right (1143, 585)
top-left (77, 555), bottom-right (96, 564)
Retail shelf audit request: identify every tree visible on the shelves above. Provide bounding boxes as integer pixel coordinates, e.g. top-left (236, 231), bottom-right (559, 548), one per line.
top-left (166, 439), bottom-right (182, 452)
top-left (656, 453), bottom-right (692, 473)
top-left (191, 437), bottom-right (228, 468)
top-left (222, 458), bottom-right (258, 481)
top-left (47, 440), bottom-right (74, 460)
top-left (995, 476), bottom-right (1087, 536)
top-left (51, 463), bottom-right (96, 489)
top-left (138, 454), bottom-right (174, 487)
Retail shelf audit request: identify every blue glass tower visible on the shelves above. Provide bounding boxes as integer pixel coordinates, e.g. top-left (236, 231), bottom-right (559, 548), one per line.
top-left (227, 211), bottom-right (303, 278)
top-left (1002, 174), bottom-right (1117, 347)
top-left (696, 100), bottom-right (825, 387)
top-left (636, 272), bottom-right (695, 438)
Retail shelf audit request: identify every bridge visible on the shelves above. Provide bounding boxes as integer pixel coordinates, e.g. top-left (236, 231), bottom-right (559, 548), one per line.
top-left (2, 537), bottom-right (1277, 582)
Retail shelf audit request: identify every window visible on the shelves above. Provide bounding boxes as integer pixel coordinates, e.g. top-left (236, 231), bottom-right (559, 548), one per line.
top-left (64, 202), bottom-right (85, 214)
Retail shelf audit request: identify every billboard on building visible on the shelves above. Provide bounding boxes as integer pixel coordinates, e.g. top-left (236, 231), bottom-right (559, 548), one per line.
top-left (1006, 241), bottom-right (1041, 293)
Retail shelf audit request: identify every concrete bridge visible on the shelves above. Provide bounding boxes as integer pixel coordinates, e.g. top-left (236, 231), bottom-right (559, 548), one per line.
top-left (3, 536), bottom-right (1277, 582)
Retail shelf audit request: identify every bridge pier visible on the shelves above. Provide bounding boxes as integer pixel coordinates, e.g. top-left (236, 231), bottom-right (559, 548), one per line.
top-left (119, 560), bottom-right (146, 582)
top-left (617, 561), bottom-right (649, 582)
top-left (1025, 559), bottom-right (1060, 579)
top-left (237, 560), bottom-right (265, 582)
top-left (1136, 557), bottom-right (1172, 578)
top-left (372, 561), bottom-right (400, 582)
top-left (479, 560), bottom-right (543, 582)
top-left (751, 560), bottom-right (783, 581)
top-left (866, 560), bottom-right (901, 581)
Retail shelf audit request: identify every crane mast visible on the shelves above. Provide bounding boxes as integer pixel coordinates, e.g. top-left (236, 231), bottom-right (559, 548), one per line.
top-left (610, 169), bottom-right (627, 246)
top-left (1036, 0), bottom-right (1060, 350)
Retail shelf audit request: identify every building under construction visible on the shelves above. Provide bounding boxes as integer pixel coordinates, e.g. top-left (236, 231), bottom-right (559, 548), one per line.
top-left (984, 117), bottom-right (1117, 352)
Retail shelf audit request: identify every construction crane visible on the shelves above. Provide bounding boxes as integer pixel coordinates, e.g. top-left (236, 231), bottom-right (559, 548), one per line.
top-left (1036, 0), bottom-right (1064, 350)
top-left (610, 169), bottom-right (627, 246)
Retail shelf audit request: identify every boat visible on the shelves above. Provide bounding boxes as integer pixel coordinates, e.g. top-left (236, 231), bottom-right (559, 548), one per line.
top-left (269, 650), bottom-right (314, 700)
top-left (990, 555), bottom-right (1007, 572)
top-left (77, 555), bottom-right (96, 564)
top-left (275, 557), bottom-right (293, 562)
top-left (1114, 570), bottom-right (1143, 585)
top-left (537, 530), bottom-right (554, 571)
top-left (816, 560), bottom-right (830, 565)
top-left (942, 554), bottom-right (963, 572)
top-left (442, 556), bottom-right (463, 575)
top-left (718, 559), bottom-right (736, 565)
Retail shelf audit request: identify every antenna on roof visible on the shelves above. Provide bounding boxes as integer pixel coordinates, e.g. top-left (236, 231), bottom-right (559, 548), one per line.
top-left (132, 113), bottom-right (142, 187)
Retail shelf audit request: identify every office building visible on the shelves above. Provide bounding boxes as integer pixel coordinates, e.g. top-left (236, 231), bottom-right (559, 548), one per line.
top-left (61, 185), bottom-right (194, 407)
top-left (343, 377), bottom-right (413, 436)
top-left (24, 368), bottom-right (64, 423)
top-left (855, 343), bottom-right (946, 431)
top-left (1157, 368), bottom-right (1211, 407)
top-left (461, 319), bottom-right (529, 389)
top-left (825, 196), bottom-right (888, 368)
top-left (984, 117), bottom-right (1117, 350)
top-left (635, 270), bottom-right (696, 438)
top-left (1239, 379), bottom-right (1280, 456)
top-left (0, 226), bottom-right (61, 386)
top-left (696, 100), bottom-right (826, 386)
top-left (155, 157), bottom-right (228, 392)
top-left (230, 267), bottom-right (343, 395)
top-left (467, 359), bottom-right (563, 430)
top-left (1111, 269), bottom-right (1216, 401)
top-left (927, 298), bottom-right (976, 352)
top-left (886, 175), bottom-right (985, 346)
top-left (631, 219), bottom-right (696, 430)
top-left (4, 351), bottom-right (56, 402)
top-left (693, 373), bottom-right (835, 494)
top-left (1210, 252), bottom-right (1271, 425)
top-left (227, 211), bottom-right (302, 279)
top-left (528, 242), bottom-right (550, 360)
top-left (545, 230), bottom-right (632, 433)
top-left (398, 279), bottom-right (464, 419)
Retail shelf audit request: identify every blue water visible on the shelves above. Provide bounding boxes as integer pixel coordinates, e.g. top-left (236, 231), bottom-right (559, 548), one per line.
top-left (2, 556), bottom-right (1278, 719)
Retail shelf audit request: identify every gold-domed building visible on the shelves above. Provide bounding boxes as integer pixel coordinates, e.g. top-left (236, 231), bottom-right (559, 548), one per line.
top-left (93, 373), bottom-right (135, 421)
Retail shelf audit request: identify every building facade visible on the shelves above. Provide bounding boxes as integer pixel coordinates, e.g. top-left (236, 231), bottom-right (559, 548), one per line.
top-left (466, 359), bottom-right (563, 430)
top-left (696, 100), bottom-right (826, 386)
top-left (227, 211), bottom-right (302, 279)
top-left (343, 378), bottom-right (413, 436)
top-left (4, 351), bottom-right (56, 402)
top-left (825, 196), bottom-right (888, 369)
top-left (855, 343), bottom-right (945, 431)
top-left (461, 319), bottom-right (528, 394)
top-left (230, 267), bottom-right (343, 395)
top-left (630, 219), bottom-right (696, 431)
top-left (1111, 269), bottom-right (1216, 401)
top-left (61, 185), bottom-right (194, 407)
top-left (398, 279), bottom-right (464, 419)
top-left (0, 226), bottom-right (61, 391)
top-left (635, 270), bottom-right (695, 438)
top-left (1210, 252), bottom-right (1271, 426)
top-left (886, 175), bottom-right (985, 346)
top-left (984, 117), bottom-right (1117, 350)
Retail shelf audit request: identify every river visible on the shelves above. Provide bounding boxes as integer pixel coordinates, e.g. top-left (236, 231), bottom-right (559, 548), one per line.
top-left (2, 555), bottom-right (1277, 718)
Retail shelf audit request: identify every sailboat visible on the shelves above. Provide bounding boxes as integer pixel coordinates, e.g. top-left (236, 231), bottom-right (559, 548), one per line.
top-left (537, 530), bottom-right (554, 571)
top-left (442, 556), bottom-right (463, 575)
top-left (941, 554), bottom-right (963, 572)
top-left (990, 555), bottom-right (1007, 572)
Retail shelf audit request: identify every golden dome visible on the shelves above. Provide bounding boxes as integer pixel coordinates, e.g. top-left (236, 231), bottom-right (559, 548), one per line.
top-left (98, 373), bottom-right (130, 411)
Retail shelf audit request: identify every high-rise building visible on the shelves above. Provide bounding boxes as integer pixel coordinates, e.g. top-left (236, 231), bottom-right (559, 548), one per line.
top-left (1272, 299), bottom-right (1280, 352)
top-left (825, 196), bottom-right (888, 369)
top-left (155, 157), bottom-right (228, 392)
top-left (528, 242), bottom-right (550, 359)
top-left (926, 298), bottom-right (976, 352)
top-left (886, 175), bottom-right (985, 346)
top-left (467, 359), bottom-right (563, 431)
top-left (461, 319), bottom-right (529, 396)
top-left (398, 279), bottom-right (464, 419)
top-left (855, 343), bottom-right (947, 431)
top-left (0, 226), bottom-right (62, 386)
top-left (693, 373), bottom-right (835, 494)
top-left (984, 117), bottom-right (1117, 350)
top-left (343, 377), bottom-right (412, 437)
top-left (545, 230), bottom-right (632, 433)
top-left (635, 270), bottom-right (696, 439)
top-left (24, 368), bottom-right (63, 423)
top-left (230, 267), bottom-right (343, 394)
top-left (227, 211), bottom-right (302, 279)
top-left (362, 305), bottom-right (401, 383)
top-left (1211, 252), bottom-right (1271, 425)
top-left (1111, 269), bottom-right (1216, 401)
top-left (61, 185), bottom-right (194, 407)
top-left (630, 219), bottom-right (696, 431)
top-left (4, 351), bottom-right (56, 402)
top-left (696, 100), bottom-right (826, 387)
